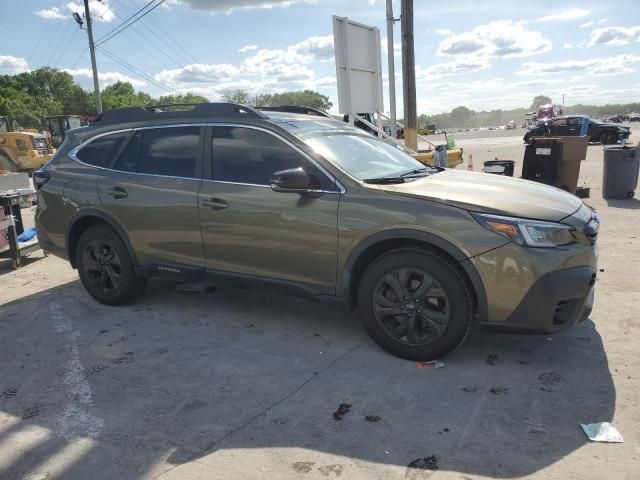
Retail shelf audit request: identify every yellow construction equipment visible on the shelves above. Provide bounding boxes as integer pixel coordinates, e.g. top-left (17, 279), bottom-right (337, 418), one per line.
top-left (0, 117), bottom-right (56, 172)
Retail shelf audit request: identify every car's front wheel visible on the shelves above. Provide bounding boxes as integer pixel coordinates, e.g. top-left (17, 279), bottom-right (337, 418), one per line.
top-left (599, 131), bottom-right (617, 145)
top-left (357, 249), bottom-right (473, 361)
top-left (76, 225), bottom-right (142, 305)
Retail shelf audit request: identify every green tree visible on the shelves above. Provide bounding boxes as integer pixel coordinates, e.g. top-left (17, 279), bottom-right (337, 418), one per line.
top-left (157, 93), bottom-right (208, 105)
top-left (450, 106), bottom-right (475, 127)
top-left (221, 89), bottom-right (251, 104)
top-left (264, 90), bottom-right (332, 111)
top-left (529, 95), bottom-right (552, 111)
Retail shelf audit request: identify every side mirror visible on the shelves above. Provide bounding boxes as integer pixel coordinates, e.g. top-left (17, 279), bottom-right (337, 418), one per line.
top-left (271, 167), bottom-right (313, 192)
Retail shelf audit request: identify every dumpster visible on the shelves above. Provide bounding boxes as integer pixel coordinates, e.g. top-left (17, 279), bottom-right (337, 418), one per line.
top-left (602, 145), bottom-right (639, 199)
top-left (483, 160), bottom-right (515, 176)
top-left (522, 136), bottom-right (588, 194)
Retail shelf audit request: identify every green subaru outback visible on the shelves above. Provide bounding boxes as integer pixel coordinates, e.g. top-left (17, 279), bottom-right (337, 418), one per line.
top-left (34, 103), bottom-right (599, 360)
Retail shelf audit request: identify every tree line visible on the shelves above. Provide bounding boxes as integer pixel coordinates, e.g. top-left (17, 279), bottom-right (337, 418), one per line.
top-left (1, 67), bottom-right (637, 130)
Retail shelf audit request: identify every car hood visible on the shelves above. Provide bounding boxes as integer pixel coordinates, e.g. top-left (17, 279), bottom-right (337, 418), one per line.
top-left (605, 123), bottom-right (629, 130)
top-left (380, 169), bottom-right (583, 222)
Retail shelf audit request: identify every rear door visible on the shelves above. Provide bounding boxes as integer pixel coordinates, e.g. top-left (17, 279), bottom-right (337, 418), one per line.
top-left (96, 125), bottom-right (205, 272)
top-left (198, 125), bottom-right (341, 294)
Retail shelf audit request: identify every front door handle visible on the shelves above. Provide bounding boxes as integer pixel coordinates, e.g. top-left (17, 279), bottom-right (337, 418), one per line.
top-left (201, 198), bottom-right (228, 210)
top-left (105, 187), bottom-right (128, 199)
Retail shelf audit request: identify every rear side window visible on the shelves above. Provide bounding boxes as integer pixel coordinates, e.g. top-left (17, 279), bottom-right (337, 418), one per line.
top-left (137, 127), bottom-right (200, 178)
top-left (76, 132), bottom-right (129, 168)
top-left (113, 132), bottom-right (141, 173)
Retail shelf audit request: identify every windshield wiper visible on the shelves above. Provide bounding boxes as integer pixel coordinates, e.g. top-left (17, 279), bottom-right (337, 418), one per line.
top-left (362, 176), bottom-right (406, 184)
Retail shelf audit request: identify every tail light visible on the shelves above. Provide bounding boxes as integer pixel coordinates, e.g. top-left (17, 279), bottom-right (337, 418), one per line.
top-left (33, 170), bottom-right (50, 190)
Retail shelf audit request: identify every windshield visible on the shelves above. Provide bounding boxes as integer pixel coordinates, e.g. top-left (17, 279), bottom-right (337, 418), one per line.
top-left (301, 132), bottom-right (429, 180)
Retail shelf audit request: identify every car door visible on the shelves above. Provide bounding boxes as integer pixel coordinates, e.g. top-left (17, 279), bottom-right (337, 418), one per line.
top-left (548, 118), bottom-right (569, 136)
top-left (97, 125), bottom-right (205, 272)
top-left (198, 125), bottom-right (341, 294)
top-left (566, 117), bottom-right (581, 136)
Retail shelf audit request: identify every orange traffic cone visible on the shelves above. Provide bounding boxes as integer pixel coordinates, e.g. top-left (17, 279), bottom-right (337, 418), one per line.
top-left (467, 154), bottom-right (474, 171)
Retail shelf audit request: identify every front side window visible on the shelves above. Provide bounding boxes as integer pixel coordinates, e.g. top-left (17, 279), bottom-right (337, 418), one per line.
top-left (137, 126), bottom-right (200, 178)
top-left (301, 132), bottom-right (427, 181)
top-left (551, 119), bottom-right (567, 127)
top-left (212, 126), bottom-right (333, 188)
top-left (76, 132), bottom-right (129, 168)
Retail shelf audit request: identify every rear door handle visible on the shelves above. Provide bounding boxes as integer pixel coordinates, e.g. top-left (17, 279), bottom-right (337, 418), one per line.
top-left (105, 187), bottom-right (128, 199)
top-left (201, 198), bottom-right (228, 210)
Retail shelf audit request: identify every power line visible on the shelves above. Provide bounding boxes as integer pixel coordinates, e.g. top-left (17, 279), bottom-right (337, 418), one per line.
top-left (46, 18), bottom-right (75, 67)
top-left (94, 0), bottom-right (156, 43)
top-left (95, 0), bottom-right (166, 47)
top-left (108, 9), bottom-right (180, 71)
top-left (34, 6), bottom-right (68, 66)
top-left (28, 0), bottom-right (68, 67)
top-left (122, 0), bottom-right (198, 65)
top-left (69, 47), bottom-right (89, 70)
top-left (51, 25), bottom-right (82, 68)
top-left (97, 46), bottom-right (176, 94)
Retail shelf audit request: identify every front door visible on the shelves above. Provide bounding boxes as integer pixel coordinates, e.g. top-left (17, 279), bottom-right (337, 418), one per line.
top-left (96, 125), bottom-right (205, 271)
top-left (198, 125), bottom-right (341, 294)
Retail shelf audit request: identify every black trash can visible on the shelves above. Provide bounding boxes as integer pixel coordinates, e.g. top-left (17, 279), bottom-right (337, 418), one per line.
top-left (602, 145), bottom-right (639, 199)
top-left (522, 138), bottom-right (562, 186)
top-left (483, 160), bottom-right (515, 176)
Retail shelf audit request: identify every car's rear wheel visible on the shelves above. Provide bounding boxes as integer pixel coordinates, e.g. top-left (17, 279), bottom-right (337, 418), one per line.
top-left (76, 225), bottom-right (142, 305)
top-left (357, 249), bottom-right (473, 361)
top-left (599, 131), bottom-right (617, 145)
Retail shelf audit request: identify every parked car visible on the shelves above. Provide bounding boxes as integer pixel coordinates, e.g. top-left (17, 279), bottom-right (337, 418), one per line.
top-left (630, 113), bottom-right (640, 122)
top-left (34, 103), bottom-right (600, 361)
top-left (524, 115), bottom-right (630, 144)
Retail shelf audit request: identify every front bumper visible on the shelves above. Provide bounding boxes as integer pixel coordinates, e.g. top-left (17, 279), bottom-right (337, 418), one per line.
top-left (479, 266), bottom-right (595, 334)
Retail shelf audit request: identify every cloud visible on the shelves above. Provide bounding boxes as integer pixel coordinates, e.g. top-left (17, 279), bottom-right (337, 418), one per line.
top-left (419, 56), bottom-right (490, 77)
top-left (519, 54), bottom-right (640, 76)
top-left (166, 0), bottom-right (308, 14)
top-left (435, 29), bottom-right (453, 36)
top-left (153, 34), bottom-right (335, 99)
top-left (563, 42), bottom-right (574, 49)
top-left (437, 21), bottom-right (551, 60)
top-left (587, 26), bottom-right (640, 46)
top-left (35, 7), bottom-right (66, 19)
top-left (64, 68), bottom-right (146, 87)
top-left (0, 55), bottom-right (29, 74)
top-left (239, 45), bottom-right (259, 53)
top-left (579, 21), bottom-right (593, 29)
top-left (538, 8), bottom-right (590, 22)
top-left (65, 1), bottom-right (115, 22)
top-left (154, 64), bottom-right (240, 84)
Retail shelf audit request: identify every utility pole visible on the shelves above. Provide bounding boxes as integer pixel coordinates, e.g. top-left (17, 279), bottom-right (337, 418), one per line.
top-left (401, 0), bottom-right (417, 151)
top-left (386, 0), bottom-right (397, 139)
top-left (84, 0), bottom-right (102, 114)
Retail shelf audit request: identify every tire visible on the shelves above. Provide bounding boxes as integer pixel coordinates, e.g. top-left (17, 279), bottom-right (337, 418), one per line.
top-left (599, 131), bottom-right (617, 145)
top-left (0, 151), bottom-right (17, 171)
top-left (357, 248), bottom-right (473, 361)
top-left (76, 224), bottom-right (142, 305)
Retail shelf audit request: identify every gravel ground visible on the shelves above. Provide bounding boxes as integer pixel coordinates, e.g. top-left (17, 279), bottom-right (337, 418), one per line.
top-left (0, 128), bottom-right (639, 480)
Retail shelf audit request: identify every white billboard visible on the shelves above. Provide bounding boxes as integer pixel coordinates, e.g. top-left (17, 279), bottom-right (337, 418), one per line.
top-left (332, 15), bottom-right (383, 115)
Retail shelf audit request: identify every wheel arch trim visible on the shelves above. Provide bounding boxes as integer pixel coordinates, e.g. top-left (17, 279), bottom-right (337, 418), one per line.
top-left (65, 208), bottom-right (139, 270)
top-left (339, 229), bottom-right (488, 323)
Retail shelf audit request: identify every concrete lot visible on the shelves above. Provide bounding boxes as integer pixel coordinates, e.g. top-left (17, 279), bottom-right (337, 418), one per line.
top-left (1, 130), bottom-right (639, 480)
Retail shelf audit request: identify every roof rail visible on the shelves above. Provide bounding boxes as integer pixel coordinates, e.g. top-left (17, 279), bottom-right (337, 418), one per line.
top-left (258, 105), bottom-right (332, 118)
top-left (92, 102), bottom-right (267, 125)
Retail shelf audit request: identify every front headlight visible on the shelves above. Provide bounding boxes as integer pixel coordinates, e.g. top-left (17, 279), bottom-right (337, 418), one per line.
top-left (471, 213), bottom-right (575, 248)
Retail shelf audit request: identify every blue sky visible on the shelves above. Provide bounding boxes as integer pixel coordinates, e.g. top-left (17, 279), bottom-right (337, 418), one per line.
top-left (2, 0), bottom-right (640, 114)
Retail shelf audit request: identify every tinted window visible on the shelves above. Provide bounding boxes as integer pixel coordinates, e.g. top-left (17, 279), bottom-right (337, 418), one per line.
top-left (113, 132), bottom-right (141, 173)
top-left (138, 127), bottom-right (200, 178)
top-left (212, 126), bottom-right (332, 188)
top-left (77, 132), bottom-right (128, 168)
top-left (551, 119), bottom-right (567, 127)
